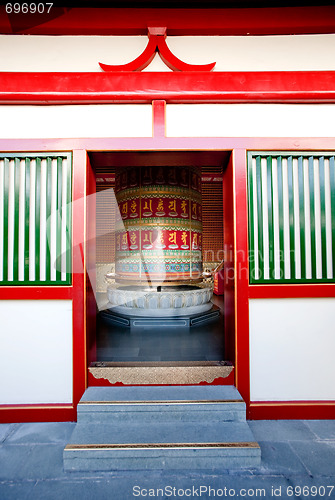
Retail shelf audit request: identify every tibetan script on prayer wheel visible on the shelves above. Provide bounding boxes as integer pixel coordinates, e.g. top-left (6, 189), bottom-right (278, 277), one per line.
top-left (115, 165), bottom-right (202, 283)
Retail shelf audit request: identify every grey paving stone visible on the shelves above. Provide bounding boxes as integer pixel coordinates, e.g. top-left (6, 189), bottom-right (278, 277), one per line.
top-left (252, 441), bottom-right (309, 475)
top-left (304, 420), bottom-right (335, 441)
top-left (290, 440), bottom-right (335, 476)
top-left (0, 424), bottom-right (16, 443)
top-left (0, 420), bottom-right (334, 500)
top-left (248, 420), bottom-right (315, 442)
top-left (0, 445), bottom-right (32, 480)
top-left (0, 481), bottom-right (36, 500)
top-left (0, 444), bottom-right (72, 481)
top-left (6, 423), bottom-right (76, 445)
top-left (26, 474), bottom-right (292, 500)
top-left (16, 444), bottom-right (68, 480)
top-left (27, 479), bottom-right (122, 500)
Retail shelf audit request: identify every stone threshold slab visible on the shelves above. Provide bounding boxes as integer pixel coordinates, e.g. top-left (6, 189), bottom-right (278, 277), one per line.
top-left (89, 361), bottom-right (233, 385)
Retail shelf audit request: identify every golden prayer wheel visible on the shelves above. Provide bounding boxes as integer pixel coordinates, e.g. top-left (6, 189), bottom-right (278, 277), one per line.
top-left (115, 165), bottom-right (202, 284)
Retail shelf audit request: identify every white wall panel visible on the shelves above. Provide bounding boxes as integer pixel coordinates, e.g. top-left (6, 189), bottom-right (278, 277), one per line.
top-left (166, 104), bottom-right (335, 138)
top-left (249, 298), bottom-right (335, 401)
top-left (0, 105), bottom-right (152, 138)
top-left (1, 34), bottom-right (335, 72)
top-left (0, 300), bottom-right (73, 404)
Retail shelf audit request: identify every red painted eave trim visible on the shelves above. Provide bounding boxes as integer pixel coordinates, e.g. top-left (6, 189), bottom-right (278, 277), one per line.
top-left (1, 71), bottom-right (335, 104)
top-left (1, 7), bottom-right (335, 36)
top-left (99, 28), bottom-right (216, 72)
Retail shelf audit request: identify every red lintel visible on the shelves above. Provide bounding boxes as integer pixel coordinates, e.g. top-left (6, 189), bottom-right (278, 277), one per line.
top-left (0, 71), bottom-right (335, 104)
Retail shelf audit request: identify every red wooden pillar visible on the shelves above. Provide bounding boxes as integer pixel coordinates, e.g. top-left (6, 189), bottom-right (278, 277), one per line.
top-left (71, 149), bottom-right (89, 412)
top-left (232, 148), bottom-right (251, 414)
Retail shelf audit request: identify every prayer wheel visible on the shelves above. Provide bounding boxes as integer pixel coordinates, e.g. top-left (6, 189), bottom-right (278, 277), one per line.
top-left (115, 165), bottom-right (202, 283)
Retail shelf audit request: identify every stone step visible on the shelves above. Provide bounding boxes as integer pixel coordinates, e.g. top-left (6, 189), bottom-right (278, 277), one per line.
top-left (77, 385), bottom-right (246, 423)
top-left (63, 421), bottom-right (261, 471)
top-left (64, 386), bottom-right (261, 471)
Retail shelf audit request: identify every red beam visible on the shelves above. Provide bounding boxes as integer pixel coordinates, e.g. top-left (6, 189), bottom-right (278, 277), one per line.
top-left (0, 405), bottom-right (76, 423)
top-left (1, 71), bottom-right (335, 104)
top-left (1, 7), bottom-right (335, 36)
top-left (250, 401), bottom-right (335, 420)
top-left (1, 137), bottom-right (335, 154)
top-left (0, 286), bottom-right (73, 300)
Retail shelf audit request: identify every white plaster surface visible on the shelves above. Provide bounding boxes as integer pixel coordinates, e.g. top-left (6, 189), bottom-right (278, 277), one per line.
top-left (0, 105), bottom-right (152, 138)
top-left (166, 104), bottom-right (335, 137)
top-left (1, 34), bottom-right (335, 72)
top-left (249, 297), bottom-right (335, 401)
top-left (0, 300), bottom-right (73, 404)
top-left (1, 103), bottom-right (333, 140)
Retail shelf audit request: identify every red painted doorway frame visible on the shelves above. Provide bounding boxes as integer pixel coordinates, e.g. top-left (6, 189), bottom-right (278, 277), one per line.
top-left (85, 120), bottom-right (235, 391)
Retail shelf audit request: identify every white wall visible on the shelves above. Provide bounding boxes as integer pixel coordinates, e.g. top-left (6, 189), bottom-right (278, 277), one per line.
top-left (0, 105), bottom-right (152, 138)
top-left (0, 300), bottom-right (73, 404)
top-left (249, 298), bottom-right (335, 401)
top-left (166, 104), bottom-right (335, 137)
top-left (1, 34), bottom-right (335, 72)
top-left (1, 103), bottom-right (335, 140)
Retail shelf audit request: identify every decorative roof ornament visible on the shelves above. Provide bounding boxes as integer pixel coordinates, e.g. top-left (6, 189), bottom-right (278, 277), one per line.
top-left (99, 27), bottom-right (216, 72)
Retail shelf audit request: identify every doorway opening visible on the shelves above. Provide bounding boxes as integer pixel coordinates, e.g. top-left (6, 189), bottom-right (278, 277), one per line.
top-left (87, 150), bottom-right (232, 369)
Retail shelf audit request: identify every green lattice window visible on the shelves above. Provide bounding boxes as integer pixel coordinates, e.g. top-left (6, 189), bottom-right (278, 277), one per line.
top-left (0, 153), bottom-right (72, 285)
top-left (248, 152), bottom-right (335, 284)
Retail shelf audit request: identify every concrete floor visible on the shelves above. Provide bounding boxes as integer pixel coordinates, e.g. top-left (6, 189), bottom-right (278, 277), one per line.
top-left (1, 419), bottom-right (335, 499)
top-left (96, 294), bottom-right (225, 362)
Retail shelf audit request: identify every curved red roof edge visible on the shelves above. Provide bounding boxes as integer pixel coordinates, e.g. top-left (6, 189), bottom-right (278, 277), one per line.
top-left (99, 28), bottom-right (216, 72)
